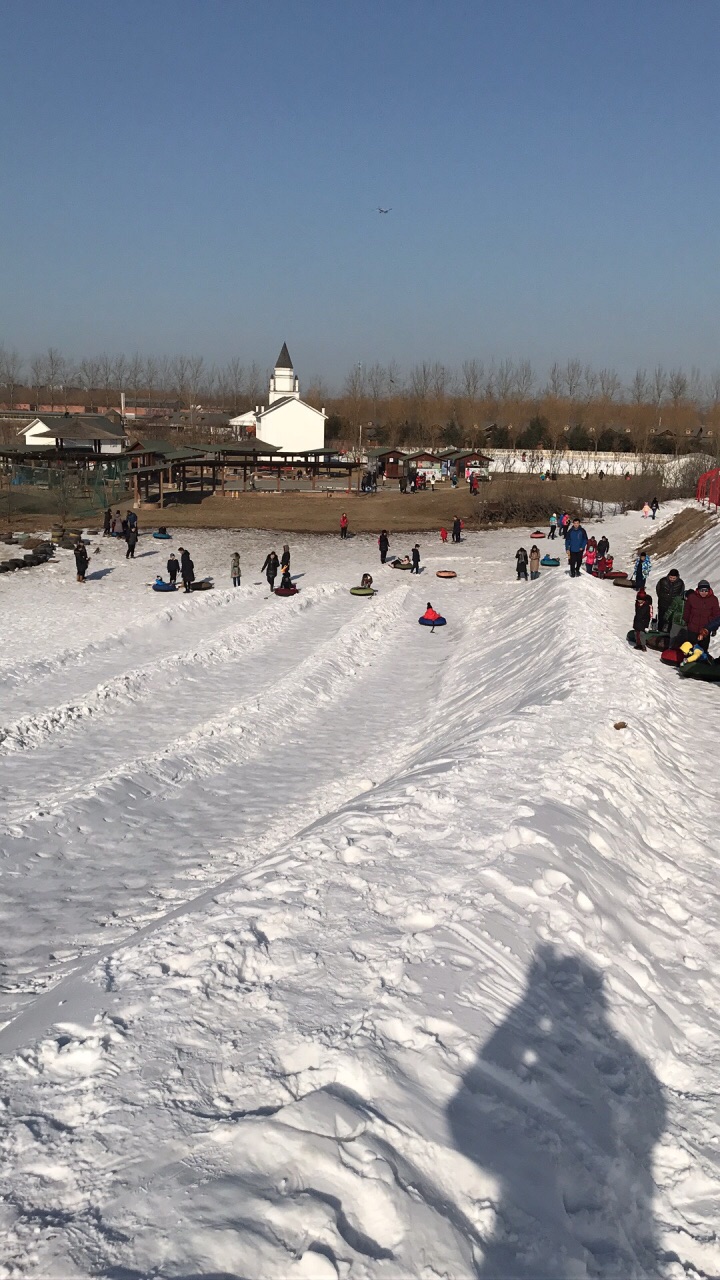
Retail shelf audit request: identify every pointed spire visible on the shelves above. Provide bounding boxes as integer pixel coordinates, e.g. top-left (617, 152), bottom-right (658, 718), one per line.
top-left (275, 342), bottom-right (293, 370)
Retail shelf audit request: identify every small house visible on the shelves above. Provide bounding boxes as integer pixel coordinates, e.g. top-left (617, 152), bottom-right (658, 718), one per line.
top-left (17, 413), bottom-right (127, 454)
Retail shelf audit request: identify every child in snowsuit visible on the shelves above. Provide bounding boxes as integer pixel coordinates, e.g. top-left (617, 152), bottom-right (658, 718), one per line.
top-left (440, 527), bottom-right (448, 543)
top-left (516, 548), bottom-right (529, 580)
top-left (529, 546), bottom-right (541, 580)
top-left (280, 566), bottom-right (293, 591)
top-left (422, 603), bottom-right (441, 622)
top-left (632, 588), bottom-right (652, 650)
top-left (231, 552), bottom-right (241, 587)
top-left (340, 513), bottom-right (349, 539)
top-left (584, 538), bottom-right (597, 574)
top-left (167, 554), bottom-right (179, 585)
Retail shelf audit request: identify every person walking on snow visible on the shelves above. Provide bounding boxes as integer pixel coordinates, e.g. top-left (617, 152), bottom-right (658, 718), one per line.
top-left (656, 568), bottom-right (684, 632)
top-left (452, 516), bottom-right (462, 543)
top-left (103, 507), bottom-right (112, 537)
top-left (651, 497), bottom-right (659, 520)
top-left (642, 502), bottom-right (651, 518)
top-left (167, 553), bottom-right (179, 585)
top-left (632, 588), bottom-right (653, 650)
top-left (529, 545), bottom-right (541, 580)
top-left (516, 547), bottom-right (529, 580)
top-left (125, 525), bottom-right (138, 559)
top-left (632, 551), bottom-right (651, 591)
top-left (340, 513), bottom-right (349, 539)
top-left (179, 547), bottom-right (195, 593)
top-left (565, 517), bottom-right (588, 577)
top-left (596, 534), bottom-right (609, 560)
top-left (411, 544), bottom-right (421, 574)
top-left (231, 552), bottom-right (241, 587)
top-left (584, 537), bottom-right (597, 574)
top-left (440, 527), bottom-right (448, 543)
top-left (261, 551), bottom-right (279, 591)
top-left (281, 544), bottom-right (291, 571)
top-left (74, 542), bottom-right (89, 582)
top-left (548, 513), bottom-right (557, 540)
top-left (679, 580), bottom-right (720, 650)
top-left (378, 530), bottom-right (390, 563)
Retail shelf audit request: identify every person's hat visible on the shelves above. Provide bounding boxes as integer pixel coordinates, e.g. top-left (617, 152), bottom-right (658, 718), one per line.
top-left (698, 579), bottom-right (711, 590)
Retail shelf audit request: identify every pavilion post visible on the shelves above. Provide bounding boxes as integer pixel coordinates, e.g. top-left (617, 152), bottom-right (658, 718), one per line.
top-left (276, 465), bottom-right (281, 492)
top-left (199, 465), bottom-right (203, 496)
top-left (133, 469), bottom-right (138, 505)
top-left (159, 469), bottom-right (164, 508)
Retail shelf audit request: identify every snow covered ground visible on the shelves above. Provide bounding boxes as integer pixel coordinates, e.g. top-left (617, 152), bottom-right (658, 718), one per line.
top-left (1, 505), bottom-right (719, 1279)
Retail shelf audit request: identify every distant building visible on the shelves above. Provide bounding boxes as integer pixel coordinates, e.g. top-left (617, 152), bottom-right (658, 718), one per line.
top-left (230, 344), bottom-right (326, 453)
top-left (18, 413), bottom-right (126, 454)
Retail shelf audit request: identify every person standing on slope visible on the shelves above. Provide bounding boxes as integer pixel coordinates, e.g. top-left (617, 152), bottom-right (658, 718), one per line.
top-left (411, 543), bottom-right (421, 574)
top-left (632, 550), bottom-right (651, 591)
top-left (632, 588), bottom-right (652, 650)
top-left (529, 545), bottom-right (541, 580)
top-left (167, 552), bottom-right (179, 586)
top-left (655, 568), bottom-right (684, 633)
top-left (548, 512), bottom-right (557, 540)
top-left (340, 513), bottom-right (349, 539)
top-left (452, 515), bottom-right (462, 543)
top-left (679, 580), bottom-right (720, 651)
top-left (584, 536), bottom-right (597, 575)
top-left (596, 534), bottom-right (610, 560)
top-left (179, 547), bottom-right (195, 593)
top-left (565, 517), bottom-right (588, 578)
top-left (125, 524), bottom-right (138, 559)
top-left (378, 530), bottom-right (390, 563)
top-left (261, 550), bottom-right (279, 592)
top-left (74, 542), bottom-right (89, 582)
top-left (516, 547), bottom-right (529, 581)
top-left (650, 497), bottom-right (659, 520)
top-left (230, 552), bottom-right (241, 587)
top-left (281, 544), bottom-right (291, 571)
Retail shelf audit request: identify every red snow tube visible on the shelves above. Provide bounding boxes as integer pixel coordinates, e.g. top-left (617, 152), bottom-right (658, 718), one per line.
top-left (274, 586), bottom-right (299, 596)
top-left (596, 570), bottom-right (628, 580)
top-left (436, 570), bottom-right (457, 578)
top-left (661, 648), bottom-right (684, 666)
top-left (531, 531), bottom-right (546, 538)
top-left (613, 578), bottom-right (637, 588)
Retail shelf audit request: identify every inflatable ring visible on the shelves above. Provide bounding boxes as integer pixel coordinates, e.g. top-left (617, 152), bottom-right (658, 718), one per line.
top-left (350, 586), bottom-right (376, 596)
top-left (392, 561), bottom-right (412, 570)
top-left (190, 581), bottom-right (213, 591)
top-left (679, 661), bottom-right (720, 681)
top-left (597, 570), bottom-right (627, 580)
top-left (153, 532), bottom-right (172, 540)
top-left (531, 531), bottom-right (546, 538)
top-left (419, 616), bottom-right (446, 627)
top-left (661, 648), bottom-right (684, 666)
top-left (152, 581), bottom-right (177, 592)
top-left (613, 578), bottom-right (638, 588)
top-left (436, 570), bottom-right (457, 579)
top-left (540, 557), bottom-right (560, 566)
top-left (274, 586), bottom-right (299, 596)
top-left (626, 629), bottom-right (669, 651)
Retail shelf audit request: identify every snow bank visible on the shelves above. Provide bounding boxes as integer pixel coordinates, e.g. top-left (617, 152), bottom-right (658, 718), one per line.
top-left (0, 506), bottom-right (719, 1278)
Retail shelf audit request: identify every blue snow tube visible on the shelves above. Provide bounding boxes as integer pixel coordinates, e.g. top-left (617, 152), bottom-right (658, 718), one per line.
top-left (153, 532), bottom-right (171, 540)
top-left (152, 580), bottom-right (177, 592)
top-left (541, 555), bottom-right (560, 566)
top-left (419, 615), bottom-right (446, 627)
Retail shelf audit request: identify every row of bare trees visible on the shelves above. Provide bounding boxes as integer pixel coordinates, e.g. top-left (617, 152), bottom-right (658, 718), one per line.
top-left (2, 344), bottom-right (720, 454)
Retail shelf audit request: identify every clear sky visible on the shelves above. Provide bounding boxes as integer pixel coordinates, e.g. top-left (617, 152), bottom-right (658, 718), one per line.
top-left (1, 0), bottom-right (718, 382)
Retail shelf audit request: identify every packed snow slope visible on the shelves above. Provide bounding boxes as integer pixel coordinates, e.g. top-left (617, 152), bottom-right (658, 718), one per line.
top-left (0, 506), bottom-right (719, 1280)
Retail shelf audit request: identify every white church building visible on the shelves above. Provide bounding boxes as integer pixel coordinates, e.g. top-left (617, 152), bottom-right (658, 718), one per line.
top-left (230, 344), bottom-right (326, 453)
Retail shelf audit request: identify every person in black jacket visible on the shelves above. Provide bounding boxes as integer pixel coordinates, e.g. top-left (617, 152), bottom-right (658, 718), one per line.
top-left (411, 544), bottom-right (421, 574)
top-left (632, 588), bottom-right (652, 650)
top-left (74, 543), bottom-right (89, 582)
top-left (596, 535), bottom-right (609, 559)
top-left (261, 551), bottom-right (279, 591)
top-left (125, 526), bottom-right (138, 559)
top-left (378, 530), bottom-right (389, 563)
top-left (452, 516), bottom-right (462, 543)
top-left (655, 568), bottom-right (684, 632)
top-left (167, 553), bottom-right (179, 585)
top-left (281, 544), bottom-right (291, 570)
top-left (179, 546), bottom-right (195, 592)
top-left (516, 548), bottom-right (529, 581)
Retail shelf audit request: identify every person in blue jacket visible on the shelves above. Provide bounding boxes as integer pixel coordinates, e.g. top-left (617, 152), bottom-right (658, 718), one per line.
top-left (565, 517), bottom-right (588, 577)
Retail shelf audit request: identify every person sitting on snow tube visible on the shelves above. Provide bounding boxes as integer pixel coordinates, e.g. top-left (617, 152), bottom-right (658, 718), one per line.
top-left (680, 637), bottom-right (711, 666)
top-left (361, 573), bottom-right (373, 588)
top-left (422, 603), bottom-right (441, 623)
top-left (631, 588), bottom-right (652, 650)
top-left (279, 566), bottom-right (293, 591)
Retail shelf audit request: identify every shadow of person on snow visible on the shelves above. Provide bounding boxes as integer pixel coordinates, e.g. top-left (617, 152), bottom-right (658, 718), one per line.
top-left (85, 567), bottom-right (114, 580)
top-left (447, 944), bottom-right (667, 1279)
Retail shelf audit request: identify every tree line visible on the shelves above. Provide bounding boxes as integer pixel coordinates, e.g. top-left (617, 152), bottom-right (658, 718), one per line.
top-left (1, 346), bottom-right (719, 454)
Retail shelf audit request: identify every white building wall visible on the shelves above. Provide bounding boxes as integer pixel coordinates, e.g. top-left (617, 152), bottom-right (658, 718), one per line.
top-left (257, 399), bottom-right (325, 453)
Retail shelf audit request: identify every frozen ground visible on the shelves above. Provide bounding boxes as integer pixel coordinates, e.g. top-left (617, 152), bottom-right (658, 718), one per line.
top-left (0, 506), bottom-right (719, 1279)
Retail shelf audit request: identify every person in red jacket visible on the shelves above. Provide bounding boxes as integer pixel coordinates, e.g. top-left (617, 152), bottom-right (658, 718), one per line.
top-left (340, 513), bottom-right (349, 539)
top-left (422, 603), bottom-right (441, 622)
top-left (440, 527), bottom-right (448, 543)
top-left (680, 579), bottom-right (720, 650)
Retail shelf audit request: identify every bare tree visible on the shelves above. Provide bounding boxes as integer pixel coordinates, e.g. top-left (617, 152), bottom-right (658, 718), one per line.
top-left (582, 364), bottom-right (598, 400)
top-left (495, 359), bottom-right (515, 403)
top-left (514, 359), bottom-right (534, 399)
top-left (30, 354), bottom-right (46, 407)
top-left (224, 357), bottom-right (245, 414)
top-left (126, 353), bottom-right (145, 415)
top-left (112, 354), bottom-right (128, 400)
top-left (668, 367), bottom-right (688, 406)
top-left (0, 348), bottom-right (24, 408)
top-left (98, 354), bottom-right (115, 411)
top-left (630, 368), bottom-right (649, 404)
top-left (144, 357), bottom-right (158, 412)
top-left (79, 358), bottom-right (102, 406)
top-left (547, 361), bottom-right (563, 397)
top-left (186, 355), bottom-right (206, 425)
top-left (652, 365), bottom-right (668, 406)
top-left (563, 358), bottom-right (583, 398)
top-left (688, 366), bottom-right (705, 407)
top-left (409, 362), bottom-right (431, 401)
top-left (461, 358), bottom-right (482, 402)
top-left (707, 370), bottom-right (720, 406)
top-left (44, 347), bottom-right (66, 410)
top-left (598, 368), bottom-right (621, 401)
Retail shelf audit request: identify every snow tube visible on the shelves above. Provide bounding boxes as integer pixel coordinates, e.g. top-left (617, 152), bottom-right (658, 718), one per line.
top-left (531, 531), bottom-right (546, 538)
top-left (661, 648), bottom-right (684, 666)
top-left (436, 570), bottom-right (457, 578)
top-left (274, 586), bottom-right (299, 596)
top-left (679, 660), bottom-right (720, 681)
top-left (596, 570), bottom-right (628, 580)
top-left (419, 615), bottom-right (446, 627)
top-left (190, 580), bottom-right (214, 591)
top-left (540, 556), bottom-right (560, 566)
top-left (153, 532), bottom-right (171, 540)
top-left (350, 586), bottom-right (376, 596)
top-left (392, 560), bottom-right (412, 570)
top-left (613, 578), bottom-right (637, 588)
top-left (626, 629), bottom-right (669, 651)
top-left (152, 580), bottom-right (177, 592)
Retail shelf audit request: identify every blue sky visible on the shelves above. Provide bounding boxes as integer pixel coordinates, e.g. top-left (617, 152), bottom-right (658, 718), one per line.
top-left (1, 0), bottom-right (718, 383)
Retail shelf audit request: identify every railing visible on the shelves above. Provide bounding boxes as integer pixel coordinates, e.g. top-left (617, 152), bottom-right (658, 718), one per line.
top-left (696, 467), bottom-right (720, 508)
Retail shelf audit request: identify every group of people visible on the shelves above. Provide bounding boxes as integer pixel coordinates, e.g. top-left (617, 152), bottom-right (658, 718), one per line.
top-left (632, 572), bottom-right (720, 653)
top-left (165, 548), bottom-right (195, 592)
top-left (103, 507), bottom-right (139, 558)
top-left (260, 545), bottom-right (293, 592)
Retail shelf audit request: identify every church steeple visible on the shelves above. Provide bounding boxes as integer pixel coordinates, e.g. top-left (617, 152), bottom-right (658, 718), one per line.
top-left (269, 341), bottom-right (299, 403)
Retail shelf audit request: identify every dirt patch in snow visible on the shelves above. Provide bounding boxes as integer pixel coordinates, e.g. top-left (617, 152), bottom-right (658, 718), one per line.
top-left (638, 506), bottom-right (715, 558)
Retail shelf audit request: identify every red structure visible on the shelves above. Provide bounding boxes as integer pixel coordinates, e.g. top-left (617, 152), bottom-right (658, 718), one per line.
top-left (696, 467), bottom-right (720, 509)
